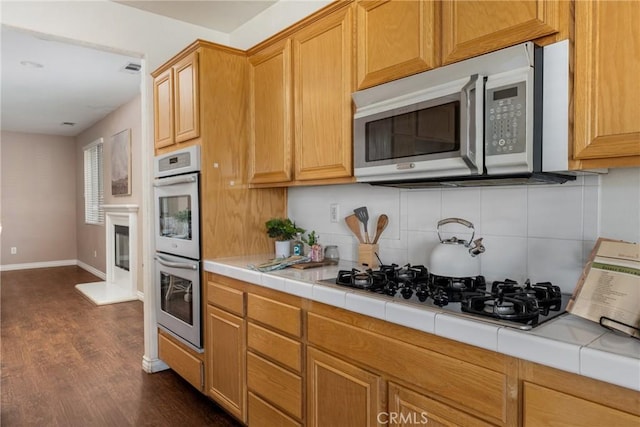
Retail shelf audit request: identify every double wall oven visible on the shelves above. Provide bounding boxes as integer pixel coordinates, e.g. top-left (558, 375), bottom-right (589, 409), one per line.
top-left (153, 146), bottom-right (202, 350)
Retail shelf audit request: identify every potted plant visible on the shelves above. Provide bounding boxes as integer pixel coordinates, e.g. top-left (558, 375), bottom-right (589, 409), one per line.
top-left (303, 230), bottom-right (323, 262)
top-left (265, 218), bottom-right (305, 258)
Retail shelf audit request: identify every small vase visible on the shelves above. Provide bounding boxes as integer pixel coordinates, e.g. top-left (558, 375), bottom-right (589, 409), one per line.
top-left (275, 240), bottom-right (291, 258)
top-left (310, 244), bottom-right (324, 262)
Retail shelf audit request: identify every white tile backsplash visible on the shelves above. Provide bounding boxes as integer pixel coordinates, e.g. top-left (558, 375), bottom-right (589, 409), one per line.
top-left (288, 168), bottom-right (639, 294)
top-left (527, 185), bottom-right (584, 240)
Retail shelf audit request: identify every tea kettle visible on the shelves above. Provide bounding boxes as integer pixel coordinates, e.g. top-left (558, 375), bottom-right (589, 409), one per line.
top-left (429, 218), bottom-right (485, 278)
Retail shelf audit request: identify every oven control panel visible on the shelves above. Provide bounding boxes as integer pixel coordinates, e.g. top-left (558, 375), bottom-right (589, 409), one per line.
top-left (485, 81), bottom-right (526, 156)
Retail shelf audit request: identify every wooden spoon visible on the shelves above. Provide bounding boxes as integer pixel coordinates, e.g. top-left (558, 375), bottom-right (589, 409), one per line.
top-left (372, 214), bottom-right (389, 244)
top-left (345, 214), bottom-right (365, 243)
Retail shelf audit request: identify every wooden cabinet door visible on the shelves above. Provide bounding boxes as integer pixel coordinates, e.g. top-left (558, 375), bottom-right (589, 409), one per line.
top-left (153, 68), bottom-right (174, 150)
top-left (173, 52), bottom-right (200, 143)
top-left (307, 347), bottom-right (384, 427)
top-left (573, 0), bottom-right (640, 167)
top-left (387, 382), bottom-right (494, 427)
top-left (523, 382), bottom-right (640, 427)
top-left (206, 305), bottom-right (246, 422)
top-left (249, 40), bottom-right (293, 184)
top-left (356, 0), bottom-right (439, 89)
top-left (293, 5), bottom-right (354, 181)
top-left (441, 0), bottom-right (564, 64)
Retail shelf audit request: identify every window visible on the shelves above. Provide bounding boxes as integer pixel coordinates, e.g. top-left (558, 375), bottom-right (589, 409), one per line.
top-left (84, 138), bottom-right (104, 224)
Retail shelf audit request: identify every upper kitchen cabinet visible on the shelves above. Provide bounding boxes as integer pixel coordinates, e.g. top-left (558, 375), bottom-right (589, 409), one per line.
top-left (356, 0), bottom-right (439, 89)
top-left (248, 39), bottom-right (293, 184)
top-left (248, 2), bottom-right (355, 186)
top-left (152, 51), bottom-right (200, 153)
top-left (573, 0), bottom-right (640, 169)
top-left (441, 0), bottom-right (569, 65)
top-left (292, 4), bottom-right (354, 182)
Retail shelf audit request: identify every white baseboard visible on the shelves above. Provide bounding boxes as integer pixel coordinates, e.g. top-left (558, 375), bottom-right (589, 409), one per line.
top-left (137, 290), bottom-right (145, 301)
top-left (142, 355), bottom-right (169, 373)
top-left (0, 259), bottom-right (77, 272)
top-left (76, 260), bottom-right (107, 280)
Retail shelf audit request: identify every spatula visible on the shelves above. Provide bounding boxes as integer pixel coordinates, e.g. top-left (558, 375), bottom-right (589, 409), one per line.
top-left (353, 207), bottom-right (370, 243)
top-left (372, 214), bottom-right (389, 244)
top-left (345, 214), bottom-right (365, 243)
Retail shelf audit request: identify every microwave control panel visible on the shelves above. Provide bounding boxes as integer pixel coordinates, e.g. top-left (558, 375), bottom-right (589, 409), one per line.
top-left (485, 81), bottom-right (527, 156)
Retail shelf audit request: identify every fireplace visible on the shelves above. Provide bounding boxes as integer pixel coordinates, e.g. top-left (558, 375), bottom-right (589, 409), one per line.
top-left (114, 225), bottom-right (130, 271)
top-left (76, 204), bottom-right (139, 305)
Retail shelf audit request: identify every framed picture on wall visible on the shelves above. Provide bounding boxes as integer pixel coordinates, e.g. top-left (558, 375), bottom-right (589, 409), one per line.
top-left (111, 129), bottom-right (131, 196)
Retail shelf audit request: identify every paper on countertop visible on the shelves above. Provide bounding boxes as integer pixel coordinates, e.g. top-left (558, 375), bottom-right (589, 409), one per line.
top-left (568, 238), bottom-right (640, 339)
top-left (249, 255), bottom-right (310, 272)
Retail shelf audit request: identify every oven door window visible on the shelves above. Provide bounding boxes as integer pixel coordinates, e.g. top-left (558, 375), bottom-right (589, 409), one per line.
top-left (158, 195), bottom-right (192, 241)
top-left (365, 101), bottom-right (460, 161)
top-left (160, 270), bottom-right (193, 326)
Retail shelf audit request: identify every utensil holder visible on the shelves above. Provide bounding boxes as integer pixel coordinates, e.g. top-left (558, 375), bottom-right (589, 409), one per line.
top-left (358, 243), bottom-right (379, 268)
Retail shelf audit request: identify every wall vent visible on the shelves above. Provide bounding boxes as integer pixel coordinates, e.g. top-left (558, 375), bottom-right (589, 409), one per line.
top-left (122, 63), bottom-right (141, 73)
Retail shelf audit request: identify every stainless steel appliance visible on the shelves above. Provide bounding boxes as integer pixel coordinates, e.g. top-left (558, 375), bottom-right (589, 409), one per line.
top-left (352, 40), bottom-right (574, 187)
top-left (154, 146), bottom-right (202, 350)
top-left (322, 265), bottom-right (569, 330)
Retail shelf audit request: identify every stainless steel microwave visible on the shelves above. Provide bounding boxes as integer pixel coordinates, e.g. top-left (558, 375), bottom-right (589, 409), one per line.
top-left (353, 40), bottom-right (573, 186)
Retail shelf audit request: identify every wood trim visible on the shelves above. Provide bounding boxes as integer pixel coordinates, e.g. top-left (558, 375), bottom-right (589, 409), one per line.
top-left (152, 39), bottom-right (245, 76)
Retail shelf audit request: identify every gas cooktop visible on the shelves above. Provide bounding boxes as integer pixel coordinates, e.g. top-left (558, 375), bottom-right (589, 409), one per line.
top-left (319, 264), bottom-right (569, 330)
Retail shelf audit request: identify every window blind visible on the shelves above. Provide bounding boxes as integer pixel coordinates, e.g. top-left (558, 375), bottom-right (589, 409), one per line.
top-left (84, 139), bottom-right (104, 224)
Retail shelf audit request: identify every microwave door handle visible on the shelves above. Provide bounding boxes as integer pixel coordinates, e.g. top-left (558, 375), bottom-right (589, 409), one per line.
top-left (460, 74), bottom-right (484, 174)
top-left (154, 174), bottom-right (197, 187)
top-left (155, 255), bottom-right (198, 270)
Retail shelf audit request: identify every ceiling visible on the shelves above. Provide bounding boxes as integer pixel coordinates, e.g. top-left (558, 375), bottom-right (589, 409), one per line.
top-left (0, 1), bottom-right (278, 137)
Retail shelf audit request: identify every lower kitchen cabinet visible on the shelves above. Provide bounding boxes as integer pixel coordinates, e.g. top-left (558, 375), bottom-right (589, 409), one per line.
top-left (387, 382), bottom-right (494, 427)
top-left (520, 361), bottom-right (640, 427)
top-left (157, 329), bottom-right (204, 392)
top-left (307, 346), bottom-right (385, 427)
top-left (206, 302), bottom-right (246, 422)
top-left (202, 273), bottom-right (639, 427)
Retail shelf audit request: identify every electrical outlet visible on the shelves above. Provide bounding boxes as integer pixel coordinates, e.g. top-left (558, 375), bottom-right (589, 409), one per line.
top-left (10, 247), bottom-right (17, 255)
top-left (330, 203), bottom-right (339, 223)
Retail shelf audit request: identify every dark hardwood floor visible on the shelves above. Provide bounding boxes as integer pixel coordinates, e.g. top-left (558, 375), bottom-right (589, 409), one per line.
top-left (1, 266), bottom-right (241, 427)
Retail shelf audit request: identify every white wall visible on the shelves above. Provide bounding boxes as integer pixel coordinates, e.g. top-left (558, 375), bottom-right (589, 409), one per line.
top-left (289, 169), bottom-right (640, 294)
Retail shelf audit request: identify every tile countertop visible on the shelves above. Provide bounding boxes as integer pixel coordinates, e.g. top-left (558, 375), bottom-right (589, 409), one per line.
top-left (204, 255), bottom-right (640, 392)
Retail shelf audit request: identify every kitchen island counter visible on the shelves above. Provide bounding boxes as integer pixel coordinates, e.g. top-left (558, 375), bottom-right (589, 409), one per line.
top-left (204, 255), bottom-right (640, 392)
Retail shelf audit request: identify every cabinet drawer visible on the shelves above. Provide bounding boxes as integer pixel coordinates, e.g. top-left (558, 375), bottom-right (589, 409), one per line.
top-left (208, 281), bottom-right (244, 316)
top-left (158, 330), bottom-right (203, 391)
top-left (247, 352), bottom-right (302, 419)
top-left (248, 392), bottom-right (302, 427)
top-left (247, 293), bottom-right (301, 337)
top-left (248, 322), bottom-right (302, 373)
top-left (523, 382), bottom-right (640, 426)
top-left (389, 382), bottom-right (494, 427)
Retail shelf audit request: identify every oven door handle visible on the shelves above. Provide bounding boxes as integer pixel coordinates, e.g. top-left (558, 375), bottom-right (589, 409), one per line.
top-left (153, 174), bottom-right (197, 187)
top-left (155, 254), bottom-right (198, 270)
